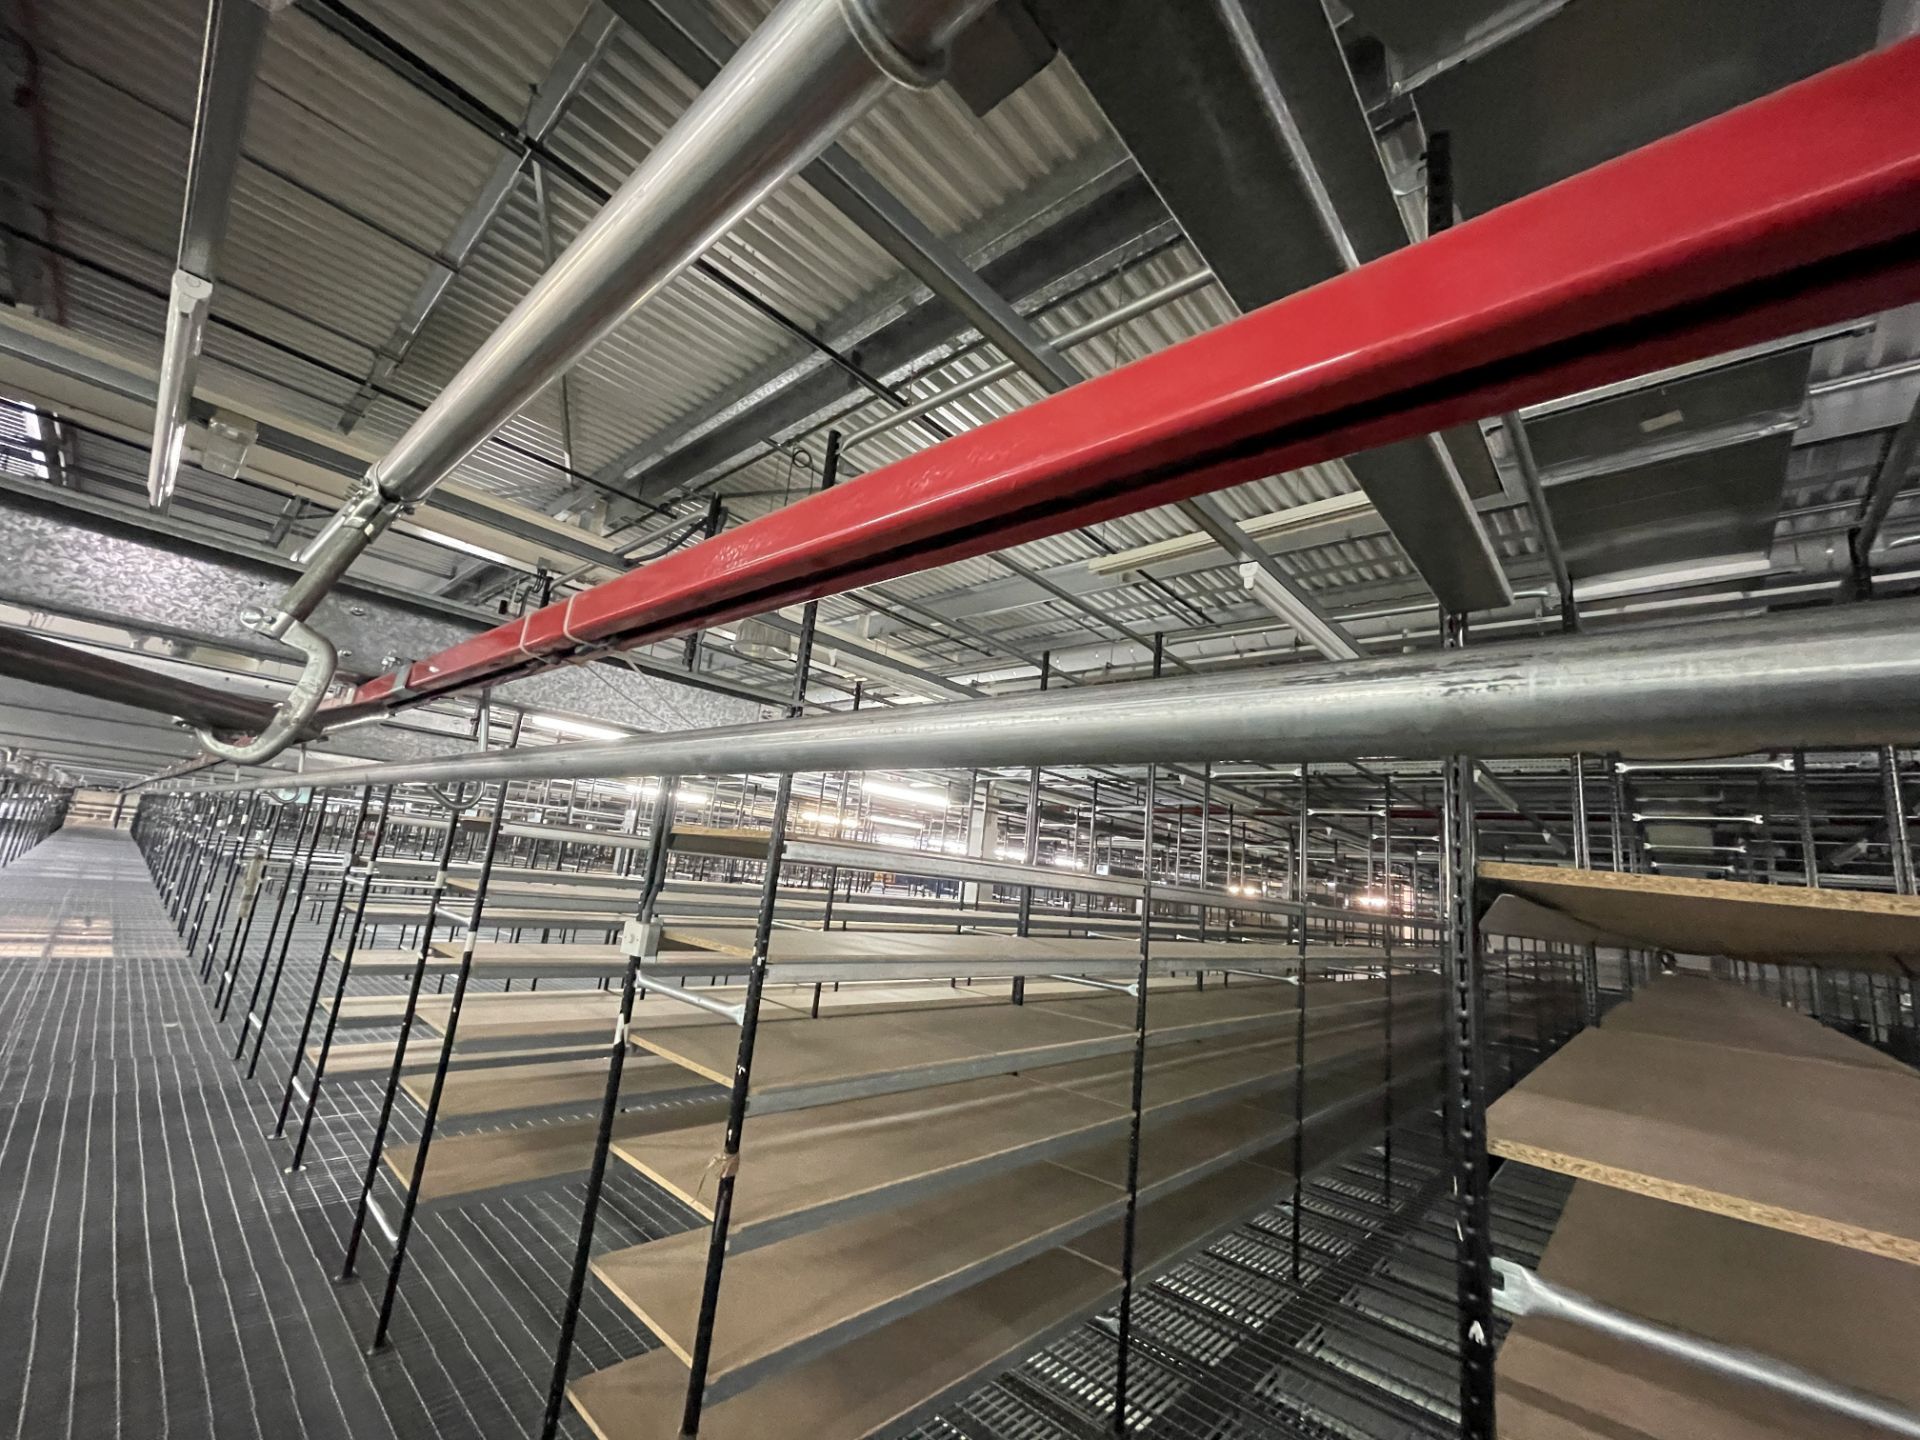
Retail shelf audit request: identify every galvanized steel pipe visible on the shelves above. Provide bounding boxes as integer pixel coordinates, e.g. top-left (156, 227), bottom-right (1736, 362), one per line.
top-left (216, 0), bottom-right (992, 759)
top-left (176, 599), bottom-right (1920, 792)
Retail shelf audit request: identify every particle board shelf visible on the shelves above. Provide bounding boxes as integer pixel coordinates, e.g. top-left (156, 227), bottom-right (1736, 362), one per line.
top-left (653, 927), bottom-right (1409, 982)
top-left (628, 996), bottom-right (1140, 1112)
top-left (1487, 977), bottom-right (1920, 1265)
top-left (1479, 861), bottom-right (1920, 972)
top-left (398, 1053), bottom-right (718, 1122)
top-left (336, 944), bottom-right (628, 980)
top-left (595, 1099), bottom-right (1298, 1402)
top-left (623, 975), bottom-right (1406, 1113)
top-left (781, 836), bottom-right (1325, 920)
top-left (382, 1103), bottom-right (729, 1210)
top-left (615, 997), bottom-right (1438, 1247)
top-left (434, 902), bottom-right (631, 930)
top-left (1498, 1180), bottom-right (1920, 1439)
top-left (625, 972), bottom-right (1433, 1115)
top-left (318, 987), bottom-right (621, 1036)
top-left (567, 1159), bottom-right (1291, 1440)
top-left (309, 1035), bottom-right (604, 1081)
top-left (1604, 973), bottom-right (1910, 1074)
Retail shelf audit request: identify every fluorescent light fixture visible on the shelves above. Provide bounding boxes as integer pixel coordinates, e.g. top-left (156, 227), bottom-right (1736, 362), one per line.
top-left (146, 269), bottom-right (213, 509)
top-left (800, 809), bottom-right (921, 832)
top-left (1572, 554), bottom-right (1772, 602)
top-left (1633, 812), bottom-right (1766, 824)
top-left (1238, 561), bottom-right (1361, 661)
top-left (624, 780), bottom-right (709, 805)
top-left (528, 713), bottom-right (628, 741)
top-left (861, 779), bottom-right (952, 810)
top-left (1617, 758), bottom-right (1792, 774)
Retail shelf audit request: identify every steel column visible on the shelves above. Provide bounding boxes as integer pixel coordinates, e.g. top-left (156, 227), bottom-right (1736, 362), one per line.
top-left (1882, 744), bottom-right (1915, 896)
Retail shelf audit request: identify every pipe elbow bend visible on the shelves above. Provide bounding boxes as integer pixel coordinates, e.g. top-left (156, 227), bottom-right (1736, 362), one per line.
top-left (196, 615), bottom-right (338, 765)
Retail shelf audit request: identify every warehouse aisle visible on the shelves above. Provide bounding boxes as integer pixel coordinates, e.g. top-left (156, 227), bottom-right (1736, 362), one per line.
top-left (0, 826), bottom-right (395, 1440)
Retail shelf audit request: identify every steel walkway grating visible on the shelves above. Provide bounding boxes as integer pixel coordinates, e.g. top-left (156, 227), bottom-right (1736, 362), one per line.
top-left (0, 826), bottom-right (395, 1440)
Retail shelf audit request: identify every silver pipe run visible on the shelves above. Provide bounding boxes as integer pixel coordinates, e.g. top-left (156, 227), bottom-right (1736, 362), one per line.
top-left (171, 599), bottom-right (1920, 794)
top-left (205, 0), bottom-right (991, 763)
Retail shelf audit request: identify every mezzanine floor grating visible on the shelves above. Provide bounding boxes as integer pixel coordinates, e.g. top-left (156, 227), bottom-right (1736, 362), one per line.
top-left (0, 826), bottom-right (394, 1440)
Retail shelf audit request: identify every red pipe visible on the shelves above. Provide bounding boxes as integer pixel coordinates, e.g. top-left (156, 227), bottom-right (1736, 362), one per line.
top-left (327, 36), bottom-right (1920, 724)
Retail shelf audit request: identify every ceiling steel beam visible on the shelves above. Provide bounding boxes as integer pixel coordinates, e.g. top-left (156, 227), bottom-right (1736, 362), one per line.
top-left (1029, 0), bottom-right (1511, 613)
top-left (146, 0), bottom-right (271, 508)
top-left (1502, 412), bottom-right (1577, 626)
top-left (597, 159), bottom-right (1163, 508)
top-left (335, 5), bottom-right (619, 431)
top-left (312, 36), bottom-right (1920, 727)
top-left (1179, 494), bottom-right (1360, 661)
top-left (0, 626), bottom-right (275, 733)
top-left (1852, 387), bottom-right (1920, 582)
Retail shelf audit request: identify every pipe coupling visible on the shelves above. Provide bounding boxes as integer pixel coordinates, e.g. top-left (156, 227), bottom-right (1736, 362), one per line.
top-left (294, 474), bottom-right (393, 566)
top-left (837, 0), bottom-right (951, 87)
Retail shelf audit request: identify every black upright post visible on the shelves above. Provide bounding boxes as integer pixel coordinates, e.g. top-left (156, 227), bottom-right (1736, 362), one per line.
top-left (217, 796), bottom-right (294, 1010)
top-left (1111, 631), bottom-right (1164, 1436)
top-left (1441, 617), bottom-right (1496, 1440)
top-left (1795, 750), bottom-right (1820, 889)
top-left (275, 786), bottom-right (377, 1138)
top-left (286, 786), bottom-right (395, 1168)
top-left (1291, 762), bottom-right (1310, 1281)
top-left (1012, 650), bottom-right (1051, 1005)
top-left (338, 782), bottom-right (474, 1281)
top-left (1380, 776), bottom-right (1395, 1203)
top-left (198, 793), bottom-right (261, 980)
top-left (234, 788), bottom-right (323, 1058)
top-left (373, 715), bottom-right (523, 1348)
top-left (179, 794), bottom-right (228, 947)
top-left (1110, 752), bottom-right (1156, 1435)
top-left (677, 433), bottom-right (834, 1440)
top-left (246, 790), bottom-right (341, 1077)
top-left (540, 773), bottom-right (684, 1440)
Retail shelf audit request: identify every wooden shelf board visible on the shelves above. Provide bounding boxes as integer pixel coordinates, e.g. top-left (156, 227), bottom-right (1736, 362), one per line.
top-left (383, 1102), bottom-right (726, 1209)
top-left (627, 994), bottom-right (1139, 1102)
top-left (568, 1160), bottom-right (1288, 1440)
top-left (1498, 1180), bottom-right (1920, 1439)
top-left (398, 1053), bottom-right (716, 1120)
top-left (615, 1010), bottom-right (1437, 1247)
top-left (1488, 980), bottom-right (1920, 1265)
top-left (1479, 861), bottom-right (1920, 971)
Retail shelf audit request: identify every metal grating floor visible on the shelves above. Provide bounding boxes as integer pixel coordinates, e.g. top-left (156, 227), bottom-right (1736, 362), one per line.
top-left (0, 826), bottom-right (395, 1440)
